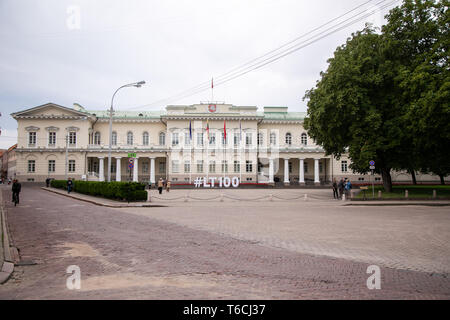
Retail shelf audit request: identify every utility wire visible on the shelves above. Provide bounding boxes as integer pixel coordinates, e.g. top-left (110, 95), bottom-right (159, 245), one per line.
top-left (127, 0), bottom-right (398, 110)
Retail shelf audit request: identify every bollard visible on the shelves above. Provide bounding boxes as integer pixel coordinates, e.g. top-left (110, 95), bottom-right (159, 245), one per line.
top-left (147, 190), bottom-right (151, 202)
top-left (405, 190), bottom-right (408, 198)
top-left (304, 194), bottom-right (307, 201)
top-left (342, 193), bottom-right (346, 201)
top-left (269, 194), bottom-right (273, 202)
top-left (378, 190), bottom-right (382, 198)
top-left (433, 190), bottom-right (436, 199)
top-left (220, 193), bottom-right (224, 202)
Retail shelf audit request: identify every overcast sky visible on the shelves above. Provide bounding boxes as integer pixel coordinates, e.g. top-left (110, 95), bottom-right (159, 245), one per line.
top-left (0, 0), bottom-right (399, 148)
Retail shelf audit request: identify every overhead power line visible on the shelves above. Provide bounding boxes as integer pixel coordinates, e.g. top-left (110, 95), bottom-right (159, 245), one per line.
top-left (128, 0), bottom-right (399, 110)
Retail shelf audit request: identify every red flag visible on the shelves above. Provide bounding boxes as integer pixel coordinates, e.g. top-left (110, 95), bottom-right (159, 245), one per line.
top-left (223, 119), bottom-right (226, 140)
top-left (211, 78), bottom-right (214, 89)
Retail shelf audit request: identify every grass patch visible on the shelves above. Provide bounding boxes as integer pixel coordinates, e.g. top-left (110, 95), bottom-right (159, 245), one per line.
top-left (356, 185), bottom-right (450, 199)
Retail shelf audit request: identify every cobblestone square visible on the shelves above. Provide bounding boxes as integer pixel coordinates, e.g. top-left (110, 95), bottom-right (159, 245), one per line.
top-left (0, 185), bottom-right (449, 299)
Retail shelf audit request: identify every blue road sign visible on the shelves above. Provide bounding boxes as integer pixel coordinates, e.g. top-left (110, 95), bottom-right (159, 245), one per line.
top-left (128, 159), bottom-right (134, 169)
top-left (369, 160), bottom-right (375, 166)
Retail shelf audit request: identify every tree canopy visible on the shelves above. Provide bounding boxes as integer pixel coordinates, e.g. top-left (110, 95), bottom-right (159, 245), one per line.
top-left (304, 0), bottom-right (449, 191)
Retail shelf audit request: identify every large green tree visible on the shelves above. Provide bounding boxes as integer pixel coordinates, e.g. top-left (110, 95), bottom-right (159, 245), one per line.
top-left (383, 0), bottom-right (449, 184)
top-left (304, 27), bottom-right (405, 192)
top-left (304, 0), bottom-right (449, 190)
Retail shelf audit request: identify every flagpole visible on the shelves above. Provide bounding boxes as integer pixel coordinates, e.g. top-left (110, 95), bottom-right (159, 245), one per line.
top-left (211, 78), bottom-right (214, 102)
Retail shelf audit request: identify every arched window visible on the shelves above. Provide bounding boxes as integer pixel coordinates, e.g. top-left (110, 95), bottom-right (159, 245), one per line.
top-left (127, 131), bottom-right (134, 145)
top-left (159, 132), bottom-right (166, 146)
top-left (270, 132), bottom-right (277, 145)
top-left (111, 131), bottom-right (117, 146)
top-left (285, 133), bottom-right (292, 145)
top-left (301, 133), bottom-right (308, 145)
top-left (94, 132), bottom-right (101, 145)
top-left (143, 132), bottom-right (149, 146)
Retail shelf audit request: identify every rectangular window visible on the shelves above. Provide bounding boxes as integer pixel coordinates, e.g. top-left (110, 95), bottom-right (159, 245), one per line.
top-left (68, 160), bottom-right (76, 172)
top-left (184, 161), bottom-right (191, 173)
top-left (197, 160), bottom-right (203, 173)
top-left (257, 133), bottom-right (263, 146)
top-left (142, 161), bottom-right (149, 173)
top-left (270, 133), bottom-right (277, 146)
top-left (197, 133), bottom-right (204, 146)
top-left (48, 132), bottom-right (56, 146)
top-left (28, 160), bottom-right (35, 172)
top-left (341, 161), bottom-right (348, 173)
top-left (209, 133), bottom-right (216, 146)
top-left (246, 133), bottom-right (252, 146)
top-left (111, 162), bottom-right (116, 173)
top-left (246, 160), bottom-right (253, 173)
top-left (48, 160), bottom-right (55, 173)
top-left (234, 133), bottom-right (240, 146)
top-left (209, 161), bottom-right (216, 173)
top-left (68, 132), bottom-right (77, 145)
top-left (358, 177), bottom-right (365, 181)
top-left (221, 160), bottom-right (228, 173)
top-left (172, 133), bottom-right (179, 146)
top-left (159, 162), bottom-right (166, 174)
top-left (172, 160), bottom-right (179, 173)
top-left (28, 132), bottom-right (37, 146)
top-left (222, 132), bottom-right (227, 146)
top-left (234, 160), bottom-right (240, 173)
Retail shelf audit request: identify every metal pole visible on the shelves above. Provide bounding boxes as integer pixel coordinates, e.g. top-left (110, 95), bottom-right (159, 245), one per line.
top-left (372, 169), bottom-right (375, 198)
top-left (65, 134), bottom-right (68, 180)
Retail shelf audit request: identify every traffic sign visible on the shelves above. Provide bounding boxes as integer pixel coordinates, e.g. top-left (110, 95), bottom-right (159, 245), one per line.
top-left (369, 160), bottom-right (375, 166)
top-left (370, 166), bottom-right (375, 170)
top-left (128, 153), bottom-right (137, 158)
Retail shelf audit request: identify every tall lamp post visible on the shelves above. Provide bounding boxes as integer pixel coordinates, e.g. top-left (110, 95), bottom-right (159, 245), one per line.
top-left (108, 81), bottom-right (146, 182)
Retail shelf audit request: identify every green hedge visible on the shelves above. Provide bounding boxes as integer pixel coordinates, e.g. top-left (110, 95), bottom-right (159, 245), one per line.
top-left (50, 180), bottom-right (147, 202)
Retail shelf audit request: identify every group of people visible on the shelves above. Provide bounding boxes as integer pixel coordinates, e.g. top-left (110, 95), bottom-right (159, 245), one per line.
top-left (332, 178), bottom-right (352, 199)
top-left (155, 178), bottom-right (171, 194)
top-left (0, 178), bottom-right (12, 185)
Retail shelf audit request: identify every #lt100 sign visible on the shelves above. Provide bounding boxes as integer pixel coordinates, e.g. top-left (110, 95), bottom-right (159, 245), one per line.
top-left (194, 177), bottom-right (240, 188)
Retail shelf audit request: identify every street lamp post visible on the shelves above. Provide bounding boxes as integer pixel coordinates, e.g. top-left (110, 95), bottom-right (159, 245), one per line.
top-left (108, 81), bottom-right (146, 182)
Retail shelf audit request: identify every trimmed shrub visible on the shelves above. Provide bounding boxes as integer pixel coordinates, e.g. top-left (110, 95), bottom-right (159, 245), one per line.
top-left (50, 180), bottom-right (147, 202)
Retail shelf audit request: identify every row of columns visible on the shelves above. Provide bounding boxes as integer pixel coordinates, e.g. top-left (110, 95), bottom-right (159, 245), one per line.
top-left (98, 157), bottom-right (156, 183)
top-left (269, 158), bottom-right (320, 185)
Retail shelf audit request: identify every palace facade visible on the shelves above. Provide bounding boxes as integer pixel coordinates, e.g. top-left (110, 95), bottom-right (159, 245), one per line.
top-left (10, 102), bottom-right (444, 185)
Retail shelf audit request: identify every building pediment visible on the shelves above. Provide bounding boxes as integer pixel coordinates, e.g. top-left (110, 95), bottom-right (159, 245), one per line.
top-left (11, 103), bottom-right (91, 119)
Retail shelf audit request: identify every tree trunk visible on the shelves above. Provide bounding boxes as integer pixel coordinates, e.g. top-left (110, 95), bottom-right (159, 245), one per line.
top-left (381, 167), bottom-right (392, 193)
top-left (439, 174), bottom-right (445, 185)
top-left (410, 170), bottom-right (417, 185)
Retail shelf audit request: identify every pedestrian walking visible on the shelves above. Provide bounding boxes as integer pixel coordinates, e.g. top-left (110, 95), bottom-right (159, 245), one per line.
top-left (344, 179), bottom-right (352, 198)
top-left (332, 178), bottom-right (338, 199)
top-left (166, 180), bottom-right (171, 192)
top-left (12, 179), bottom-right (21, 206)
top-left (67, 178), bottom-right (73, 194)
top-left (338, 178), bottom-right (344, 199)
top-left (157, 178), bottom-right (164, 194)
top-left (46, 177), bottom-right (51, 187)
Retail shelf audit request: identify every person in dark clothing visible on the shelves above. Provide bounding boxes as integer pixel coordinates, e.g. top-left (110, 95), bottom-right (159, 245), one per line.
top-left (46, 177), bottom-right (51, 187)
top-left (332, 178), bottom-right (339, 199)
top-left (67, 178), bottom-right (73, 194)
top-left (12, 179), bottom-right (21, 205)
top-left (338, 178), bottom-right (345, 199)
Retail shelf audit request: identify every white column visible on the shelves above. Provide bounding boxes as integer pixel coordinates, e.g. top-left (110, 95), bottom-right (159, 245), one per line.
top-left (314, 158), bottom-right (320, 184)
top-left (99, 157), bottom-right (105, 182)
top-left (133, 157), bottom-right (139, 182)
top-left (299, 158), bottom-right (305, 184)
top-left (116, 157), bottom-right (122, 182)
top-left (269, 158), bottom-right (274, 183)
top-left (284, 158), bottom-right (290, 184)
top-left (150, 157), bottom-right (155, 184)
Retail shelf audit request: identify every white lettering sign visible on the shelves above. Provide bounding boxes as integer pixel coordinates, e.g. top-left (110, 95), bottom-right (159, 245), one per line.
top-left (194, 177), bottom-right (240, 188)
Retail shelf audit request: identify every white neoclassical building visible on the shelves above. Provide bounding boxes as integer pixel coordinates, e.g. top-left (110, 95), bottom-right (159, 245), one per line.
top-left (10, 102), bottom-right (444, 185)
